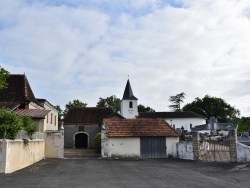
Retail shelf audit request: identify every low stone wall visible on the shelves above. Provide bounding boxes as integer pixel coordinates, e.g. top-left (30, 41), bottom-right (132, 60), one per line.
top-left (0, 139), bottom-right (45, 174)
top-left (237, 142), bottom-right (250, 163)
top-left (176, 142), bottom-right (194, 160)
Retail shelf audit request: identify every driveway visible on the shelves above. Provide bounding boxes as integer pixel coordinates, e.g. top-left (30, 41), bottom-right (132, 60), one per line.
top-left (0, 158), bottom-right (249, 188)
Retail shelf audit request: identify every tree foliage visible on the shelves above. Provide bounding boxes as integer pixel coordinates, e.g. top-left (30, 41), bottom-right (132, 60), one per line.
top-left (168, 92), bottom-right (186, 112)
top-left (0, 66), bottom-right (9, 90)
top-left (96, 95), bottom-right (121, 113)
top-left (236, 117), bottom-right (250, 134)
top-left (138, 104), bottom-right (155, 112)
top-left (182, 95), bottom-right (240, 122)
top-left (22, 116), bottom-right (37, 138)
top-left (0, 109), bottom-right (23, 139)
top-left (64, 99), bottom-right (87, 115)
top-left (54, 105), bottom-right (63, 120)
top-left (94, 133), bottom-right (101, 154)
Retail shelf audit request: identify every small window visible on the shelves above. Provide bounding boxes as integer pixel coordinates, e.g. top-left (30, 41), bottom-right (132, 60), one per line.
top-left (129, 101), bottom-right (133, 108)
top-left (47, 115), bottom-right (48, 123)
top-left (54, 116), bottom-right (57, 126)
top-left (51, 113), bottom-right (53, 124)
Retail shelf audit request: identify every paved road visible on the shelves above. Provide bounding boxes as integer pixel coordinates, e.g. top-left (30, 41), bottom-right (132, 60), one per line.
top-left (0, 158), bottom-right (249, 188)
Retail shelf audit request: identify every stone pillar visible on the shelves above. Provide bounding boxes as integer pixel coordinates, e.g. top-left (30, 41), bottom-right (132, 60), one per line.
top-left (229, 128), bottom-right (237, 162)
top-left (192, 132), bottom-right (200, 161)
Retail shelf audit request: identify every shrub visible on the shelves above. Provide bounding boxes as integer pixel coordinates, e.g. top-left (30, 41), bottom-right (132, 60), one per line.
top-left (0, 109), bottom-right (23, 139)
top-left (22, 116), bottom-right (38, 139)
top-left (94, 133), bottom-right (101, 154)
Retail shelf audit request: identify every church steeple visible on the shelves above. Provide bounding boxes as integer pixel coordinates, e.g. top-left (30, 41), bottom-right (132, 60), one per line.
top-left (122, 79), bottom-right (138, 100)
top-left (120, 79), bottom-right (138, 119)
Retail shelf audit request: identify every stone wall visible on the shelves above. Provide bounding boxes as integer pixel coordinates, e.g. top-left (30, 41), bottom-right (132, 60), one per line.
top-left (176, 142), bottom-right (194, 160)
top-left (237, 142), bottom-right (250, 163)
top-left (44, 130), bottom-right (64, 158)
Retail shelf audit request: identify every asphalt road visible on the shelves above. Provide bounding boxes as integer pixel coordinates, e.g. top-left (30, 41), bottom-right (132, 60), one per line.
top-left (0, 158), bottom-right (249, 188)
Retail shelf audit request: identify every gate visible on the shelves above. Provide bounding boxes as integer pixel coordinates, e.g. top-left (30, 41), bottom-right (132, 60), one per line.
top-left (140, 137), bottom-right (166, 159)
top-left (199, 139), bottom-right (231, 162)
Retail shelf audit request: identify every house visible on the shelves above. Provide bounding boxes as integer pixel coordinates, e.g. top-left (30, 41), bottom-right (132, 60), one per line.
top-left (138, 111), bottom-right (206, 132)
top-left (0, 74), bottom-right (59, 132)
top-left (63, 107), bottom-right (124, 148)
top-left (102, 118), bottom-right (179, 158)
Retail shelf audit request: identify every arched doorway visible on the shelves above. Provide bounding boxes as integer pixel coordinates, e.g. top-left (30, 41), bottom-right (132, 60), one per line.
top-left (75, 132), bottom-right (88, 148)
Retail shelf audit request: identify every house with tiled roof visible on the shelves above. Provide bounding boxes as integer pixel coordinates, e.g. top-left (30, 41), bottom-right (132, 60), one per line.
top-left (102, 118), bottom-right (179, 158)
top-left (63, 107), bottom-right (124, 148)
top-left (0, 74), bottom-right (59, 132)
top-left (138, 111), bottom-right (206, 132)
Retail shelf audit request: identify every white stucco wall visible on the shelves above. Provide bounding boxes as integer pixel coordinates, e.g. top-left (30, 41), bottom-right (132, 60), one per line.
top-left (0, 139), bottom-right (45, 174)
top-left (164, 118), bottom-right (206, 131)
top-left (102, 136), bottom-right (140, 158)
top-left (237, 142), bottom-right (250, 163)
top-left (44, 131), bottom-right (64, 158)
top-left (43, 101), bottom-right (59, 131)
top-left (166, 137), bottom-right (179, 157)
top-left (120, 100), bottom-right (138, 119)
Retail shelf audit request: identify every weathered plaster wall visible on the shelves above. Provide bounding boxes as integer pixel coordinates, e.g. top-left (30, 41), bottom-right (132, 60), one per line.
top-left (44, 131), bottom-right (64, 158)
top-left (166, 137), bottom-right (179, 157)
top-left (176, 142), bottom-right (194, 160)
top-left (0, 139), bottom-right (44, 174)
top-left (237, 142), bottom-right (250, 163)
top-left (64, 125), bottom-right (78, 148)
top-left (85, 125), bottom-right (100, 148)
top-left (102, 137), bottom-right (140, 158)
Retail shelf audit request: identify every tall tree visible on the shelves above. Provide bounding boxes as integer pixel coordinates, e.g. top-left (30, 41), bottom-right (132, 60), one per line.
top-left (182, 95), bottom-right (240, 122)
top-left (0, 66), bottom-right (9, 90)
top-left (96, 95), bottom-right (121, 113)
top-left (138, 104), bottom-right (155, 113)
top-left (54, 105), bottom-right (63, 120)
top-left (168, 92), bottom-right (186, 112)
top-left (64, 99), bottom-right (87, 115)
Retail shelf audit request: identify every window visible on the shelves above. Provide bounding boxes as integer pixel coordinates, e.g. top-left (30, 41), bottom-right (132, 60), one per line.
top-left (54, 116), bottom-right (56, 126)
top-left (51, 113), bottom-right (53, 124)
top-left (129, 101), bottom-right (133, 108)
top-left (47, 115), bottom-right (48, 123)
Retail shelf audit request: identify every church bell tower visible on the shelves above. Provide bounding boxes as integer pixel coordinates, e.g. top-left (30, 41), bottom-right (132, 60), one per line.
top-left (120, 79), bottom-right (138, 119)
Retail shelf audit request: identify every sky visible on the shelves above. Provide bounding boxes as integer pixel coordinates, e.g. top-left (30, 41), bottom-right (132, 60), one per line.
top-left (1, 0), bottom-right (250, 116)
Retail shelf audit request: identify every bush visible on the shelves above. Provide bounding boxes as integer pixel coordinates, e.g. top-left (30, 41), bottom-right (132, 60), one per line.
top-left (22, 116), bottom-right (38, 139)
top-left (0, 109), bottom-right (23, 139)
top-left (94, 133), bottom-right (101, 154)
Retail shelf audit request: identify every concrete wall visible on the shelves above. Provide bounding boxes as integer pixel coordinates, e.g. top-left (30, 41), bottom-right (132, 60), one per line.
top-left (166, 137), bottom-right (179, 157)
top-left (44, 131), bottom-right (64, 158)
top-left (102, 137), bottom-right (140, 158)
top-left (0, 139), bottom-right (44, 174)
top-left (237, 142), bottom-right (250, 163)
top-left (85, 125), bottom-right (100, 148)
top-left (164, 118), bottom-right (206, 131)
top-left (176, 142), bottom-right (194, 160)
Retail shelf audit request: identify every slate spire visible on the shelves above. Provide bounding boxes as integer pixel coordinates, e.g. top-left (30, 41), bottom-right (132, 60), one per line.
top-left (122, 79), bottom-right (138, 100)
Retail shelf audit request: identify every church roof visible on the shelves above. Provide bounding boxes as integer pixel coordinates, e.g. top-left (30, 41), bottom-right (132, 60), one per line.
top-left (138, 111), bottom-right (205, 119)
top-left (104, 118), bottom-right (178, 137)
top-left (64, 107), bottom-right (123, 126)
top-left (0, 74), bottom-right (43, 108)
top-left (122, 79), bottom-right (138, 100)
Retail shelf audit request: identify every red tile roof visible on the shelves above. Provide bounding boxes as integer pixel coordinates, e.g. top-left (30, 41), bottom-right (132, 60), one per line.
top-left (104, 118), bottom-right (179, 137)
top-left (139, 111), bottom-right (205, 119)
top-left (14, 109), bottom-right (50, 118)
top-left (64, 107), bottom-right (121, 125)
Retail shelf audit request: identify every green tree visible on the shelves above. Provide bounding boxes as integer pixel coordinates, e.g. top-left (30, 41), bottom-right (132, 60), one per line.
top-left (168, 92), bottom-right (186, 112)
top-left (96, 95), bottom-right (121, 113)
top-left (236, 117), bottom-right (250, 134)
top-left (0, 66), bottom-right (9, 90)
top-left (138, 104), bottom-right (155, 112)
top-left (182, 95), bottom-right (240, 122)
top-left (0, 109), bottom-right (23, 139)
top-left (22, 116), bottom-right (38, 139)
top-left (64, 99), bottom-right (87, 115)
top-left (54, 105), bottom-right (63, 120)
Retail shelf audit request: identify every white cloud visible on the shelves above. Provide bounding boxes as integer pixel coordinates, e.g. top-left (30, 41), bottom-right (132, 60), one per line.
top-left (1, 0), bottom-right (250, 116)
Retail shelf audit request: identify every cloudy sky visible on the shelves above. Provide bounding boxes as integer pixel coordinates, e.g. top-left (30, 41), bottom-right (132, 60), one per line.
top-left (1, 0), bottom-right (250, 116)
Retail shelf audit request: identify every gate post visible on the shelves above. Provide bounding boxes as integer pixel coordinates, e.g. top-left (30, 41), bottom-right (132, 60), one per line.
top-left (192, 131), bottom-right (200, 161)
top-left (229, 128), bottom-right (237, 162)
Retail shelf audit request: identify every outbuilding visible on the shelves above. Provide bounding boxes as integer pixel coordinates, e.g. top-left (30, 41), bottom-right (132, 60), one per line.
top-left (102, 118), bottom-right (179, 159)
